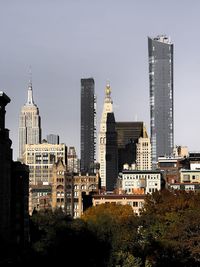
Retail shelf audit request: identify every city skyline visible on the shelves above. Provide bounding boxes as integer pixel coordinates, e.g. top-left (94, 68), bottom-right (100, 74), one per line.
top-left (1, 1), bottom-right (200, 160)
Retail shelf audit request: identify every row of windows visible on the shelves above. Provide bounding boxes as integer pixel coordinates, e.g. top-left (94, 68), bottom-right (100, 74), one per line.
top-left (127, 201), bottom-right (144, 207)
top-left (27, 147), bottom-right (65, 152)
top-left (57, 198), bottom-right (64, 202)
top-left (123, 175), bottom-right (160, 180)
top-left (148, 188), bottom-right (157, 193)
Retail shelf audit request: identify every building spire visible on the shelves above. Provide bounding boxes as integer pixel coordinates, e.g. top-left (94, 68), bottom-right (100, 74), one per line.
top-left (105, 81), bottom-right (112, 103)
top-left (26, 66), bottom-right (34, 105)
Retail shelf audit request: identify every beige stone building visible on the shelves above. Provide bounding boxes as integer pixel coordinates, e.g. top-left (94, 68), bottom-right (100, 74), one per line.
top-left (66, 172), bottom-right (100, 218)
top-left (180, 169), bottom-right (200, 183)
top-left (52, 158), bottom-right (67, 211)
top-left (136, 137), bottom-right (152, 170)
top-left (27, 150), bottom-right (100, 217)
top-left (23, 141), bottom-right (67, 185)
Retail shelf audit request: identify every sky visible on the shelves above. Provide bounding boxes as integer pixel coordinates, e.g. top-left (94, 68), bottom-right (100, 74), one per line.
top-left (1, 0), bottom-right (200, 160)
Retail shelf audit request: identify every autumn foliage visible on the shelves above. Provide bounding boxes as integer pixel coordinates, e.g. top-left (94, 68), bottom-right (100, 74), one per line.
top-left (3, 190), bottom-right (200, 266)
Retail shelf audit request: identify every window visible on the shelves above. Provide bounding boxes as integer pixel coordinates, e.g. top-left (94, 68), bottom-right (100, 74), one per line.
top-left (133, 202), bottom-right (138, 207)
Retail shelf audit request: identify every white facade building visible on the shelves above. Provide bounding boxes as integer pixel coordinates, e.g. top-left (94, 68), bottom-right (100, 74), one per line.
top-left (121, 170), bottom-right (161, 194)
top-left (98, 82), bottom-right (113, 188)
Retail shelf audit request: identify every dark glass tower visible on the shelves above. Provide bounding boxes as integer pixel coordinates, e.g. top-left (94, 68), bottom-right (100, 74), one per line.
top-left (106, 112), bottom-right (118, 191)
top-left (81, 78), bottom-right (96, 173)
top-left (148, 35), bottom-right (174, 167)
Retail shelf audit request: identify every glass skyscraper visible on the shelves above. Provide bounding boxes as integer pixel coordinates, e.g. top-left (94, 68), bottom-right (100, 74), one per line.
top-left (148, 35), bottom-right (174, 167)
top-left (80, 78), bottom-right (96, 173)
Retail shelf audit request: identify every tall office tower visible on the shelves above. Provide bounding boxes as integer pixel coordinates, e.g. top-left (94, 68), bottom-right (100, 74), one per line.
top-left (98, 82), bottom-right (113, 189)
top-left (80, 78), bottom-right (96, 173)
top-left (136, 137), bottom-right (152, 170)
top-left (47, 134), bottom-right (60, 144)
top-left (19, 80), bottom-right (41, 160)
top-left (148, 35), bottom-right (174, 167)
top-left (67, 146), bottom-right (80, 173)
top-left (116, 121), bottom-right (146, 172)
top-left (105, 112), bottom-right (118, 191)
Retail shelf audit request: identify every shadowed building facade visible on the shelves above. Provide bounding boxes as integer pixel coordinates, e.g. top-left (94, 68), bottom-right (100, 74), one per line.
top-left (0, 91), bottom-right (29, 248)
top-left (116, 122), bottom-right (147, 172)
top-left (148, 35), bottom-right (174, 167)
top-left (0, 92), bottom-right (12, 242)
top-left (105, 112), bottom-right (118, 191)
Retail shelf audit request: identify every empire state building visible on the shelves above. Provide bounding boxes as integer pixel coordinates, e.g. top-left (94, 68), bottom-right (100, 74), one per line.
top-left (18, 80), bottom-right (41, 160)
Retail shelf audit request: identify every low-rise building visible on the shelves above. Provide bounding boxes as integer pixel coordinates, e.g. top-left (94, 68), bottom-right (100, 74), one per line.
top-left (180, 169), bottom-right (200, 183)
top-left (168, 182), bottom-right (200, 192)
top-left (92, 194), bottom-right (145, 215)
top-left (157, 156), bottom-right (188, 184)
top-left (120, 169), bottom-right (162, 194)
top-left (29, 184), bottom-right (51, 214)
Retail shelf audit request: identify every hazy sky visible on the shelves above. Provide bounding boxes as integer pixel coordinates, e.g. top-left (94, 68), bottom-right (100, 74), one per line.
top-left (1, 0), bottom-right (200, 160)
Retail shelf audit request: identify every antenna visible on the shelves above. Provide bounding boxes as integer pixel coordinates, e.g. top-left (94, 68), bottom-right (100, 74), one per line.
top-left (28, 65), bottom-right (32, 86)
top-left (135, 114), bottom-right (138, 121)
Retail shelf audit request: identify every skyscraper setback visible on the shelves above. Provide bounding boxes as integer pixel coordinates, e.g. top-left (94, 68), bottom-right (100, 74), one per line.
top-left (80, 78), bottom-right (96, 173)
top-left (148, 35), bottom-right (174, 166)
top-left (18, 80), bottom-right (41, 160)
